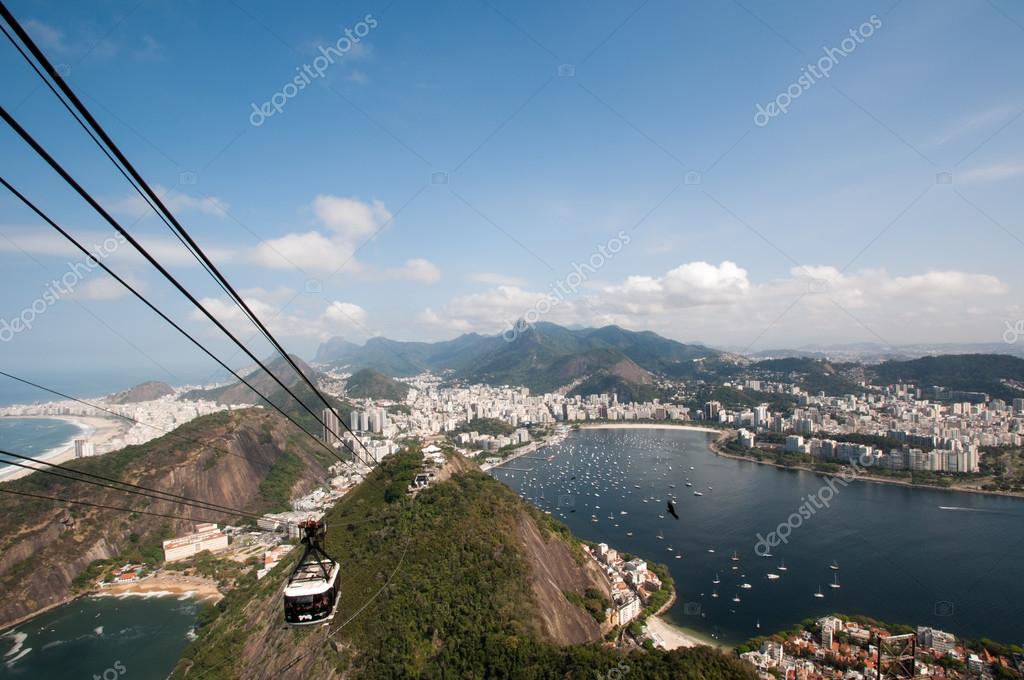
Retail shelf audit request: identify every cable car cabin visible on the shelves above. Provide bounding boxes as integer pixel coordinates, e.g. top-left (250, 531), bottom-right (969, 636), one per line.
top-left (283, 557), bottom-right (341, 625)
top-left (283, 518), bottom-right (340, 625)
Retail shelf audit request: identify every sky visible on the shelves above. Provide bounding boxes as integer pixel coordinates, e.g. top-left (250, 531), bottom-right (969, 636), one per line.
top-left (1, 0), bottom-right (1023, 392)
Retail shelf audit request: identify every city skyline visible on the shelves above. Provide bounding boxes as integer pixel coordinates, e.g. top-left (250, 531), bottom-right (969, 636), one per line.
top-left (2, 0), bottom-right (1023, 383)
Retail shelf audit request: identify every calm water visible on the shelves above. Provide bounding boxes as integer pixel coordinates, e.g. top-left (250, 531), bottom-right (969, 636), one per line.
top-left (0, 418), bottom-right (83, 471)
top-left (0, 595), bottom-right (199, 679)
top-left (491, 427), bottom-right (1024, 646)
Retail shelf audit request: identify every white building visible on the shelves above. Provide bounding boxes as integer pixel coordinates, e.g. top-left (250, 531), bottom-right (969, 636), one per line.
top-left (73, 439), bottom-right (96, 458)
top-left (162, 523), bottom-right (229, 562)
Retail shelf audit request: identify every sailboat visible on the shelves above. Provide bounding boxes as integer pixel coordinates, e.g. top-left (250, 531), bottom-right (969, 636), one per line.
top-left (813, 586), bottom-right (825, 598)
top-left (731, 551), bottom-right (740, 562)
top-left (732, 593), bottom-right (741, 603)
top-left (712, 572), bottom-right (721, 584)
top-left (711, 589), bottom-right (719, 598)
top-left (657, 530), bottom-right (664, 540)
top-left (829, 573), bottom-right (841, 589)
top-left (778, 560), bottom-right (788, 572)
top-left (830, 560), bottom-right (840, 571)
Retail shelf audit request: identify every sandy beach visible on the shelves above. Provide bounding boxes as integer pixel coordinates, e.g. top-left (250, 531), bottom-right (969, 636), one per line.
top-left (0, 415), bottom-right (128, 482)
top-left (645, 614), bottom-right (718, 650)
top-left (96, 573), bottom-right (222, 601)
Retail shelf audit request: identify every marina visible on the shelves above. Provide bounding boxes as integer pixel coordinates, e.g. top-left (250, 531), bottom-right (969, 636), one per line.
top-left (491, 426), bottom-right (1024, 646)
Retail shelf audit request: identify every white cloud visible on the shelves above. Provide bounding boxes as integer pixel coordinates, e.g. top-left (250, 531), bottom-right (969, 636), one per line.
top-left (24, 19), bottom-right (67, 52)
top-left (418, 261), bottom-right (1015, 347)
top-left (108, 185), bottom-right (229, 219)
top-left (246, 195), bottom-right (440, 282)
top-left (73, 277), bottom-right (134, 301)
top-left (0, 227), bottom-right (234, 267)
top-left (958, 162), bottom-right (1024, 184)
top-left (311, 195), bottom-right (391, 239)
top-left (469, 272), bottom-right (527, 287)
top-left (192, 290), bottom-right (370, 340)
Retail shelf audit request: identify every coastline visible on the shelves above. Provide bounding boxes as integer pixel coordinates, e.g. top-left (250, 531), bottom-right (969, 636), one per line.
top-left (0, 415), bottom-right (127, 483)
top-left (1, 575), bottom-right (220, 634)
top-left (580, 423), bottom-right (721, 434)
top-left (709, 436), bottom-right (1024, 501)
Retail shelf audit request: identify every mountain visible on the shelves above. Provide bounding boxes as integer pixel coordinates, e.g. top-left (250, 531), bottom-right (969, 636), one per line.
top-left (0, 409), bottom-right (332, 630)
top-left (315, 323), bottom-right (726, 394)
top-left (107, 380), bottom-right (175, 404)
top-left (172, 451), bottom-right (755, 679)
top-left (344, 368), bottom-right (410, 401)
top-left (867, 354), bottom-right (1024, 401)
top-left (182, 355), bottom-right (354, 436)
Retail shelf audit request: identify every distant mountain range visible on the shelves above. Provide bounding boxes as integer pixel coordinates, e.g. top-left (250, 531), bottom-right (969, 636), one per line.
top-left (747, 341), bottom-right (1024, 364)
top-left (314, 323), bottom-right (1024, 401)
top-left (315, 322), bottom-right (737, 396)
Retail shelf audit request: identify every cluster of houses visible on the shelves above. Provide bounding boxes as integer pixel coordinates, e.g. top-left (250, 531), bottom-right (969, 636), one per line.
top-left (740, 615), bottom-right (1022, 679)
top-left (454, 428), bottom-right (531, 452)
top-left (586, 542), bottom-right (663, 628)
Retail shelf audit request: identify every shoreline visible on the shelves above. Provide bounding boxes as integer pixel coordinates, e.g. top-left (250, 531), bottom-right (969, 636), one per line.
top-left (709, 438), bottom-right (1024, 501)
top-left (0, 415), bottom-right (127, 483)
top-left (579, 423), bottom-right (722, 434)
top-left (1, 575), bottom-right (221, 634)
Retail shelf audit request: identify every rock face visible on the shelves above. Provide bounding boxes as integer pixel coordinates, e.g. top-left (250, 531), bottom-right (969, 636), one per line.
top-left (107, 380), bottom-right (175, 404)
top-left (0, 409), bottom-right (329, 629)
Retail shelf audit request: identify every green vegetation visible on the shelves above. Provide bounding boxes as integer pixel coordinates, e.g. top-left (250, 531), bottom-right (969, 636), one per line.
top-left (451, 417), bottom-right (515, 437)
top-left (563, 588), bottom-right (609, 623)
top-left (345, 368), bottom-right (410, 401)
top-left (869, 353), bottom-right (1024, 401)
top-left (176, 451), bottom-right (754, 679)
top-left (258, 450), bottom-right (304, 512)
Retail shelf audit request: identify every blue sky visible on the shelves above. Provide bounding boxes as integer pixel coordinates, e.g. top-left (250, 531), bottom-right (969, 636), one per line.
top-left (1, 0), bottom-right (1023, 391)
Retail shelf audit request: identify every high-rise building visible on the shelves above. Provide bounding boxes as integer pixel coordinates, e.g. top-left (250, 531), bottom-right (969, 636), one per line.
top-left (322, 408), bottom-right (341, 445)
top-left (73, 439), bottom-right (95, 459)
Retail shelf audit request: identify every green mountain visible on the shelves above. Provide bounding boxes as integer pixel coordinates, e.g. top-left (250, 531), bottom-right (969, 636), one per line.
top-left (315, 322), bottom-right (725, 394)
top-left (345, 368), bottom-right (410, 401)
top-left (172, 451), bottom-right (755, 679)
top-left (0, 409), bottom-right (332, 630)
top-left (868, 354), bottom-right (1024, 401)
top-left (183, 355), bottom-right (354, 438)
top-left (107, 380), bottom-right (175, 404)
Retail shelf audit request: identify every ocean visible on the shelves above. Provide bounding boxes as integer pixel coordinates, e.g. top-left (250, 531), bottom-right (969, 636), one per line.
top-left (0, 595), bottom-right (199, 679)
top-left (491, 427), bottom-right (1024, 646)
top-left (0, 418), bottom-right (84, 471)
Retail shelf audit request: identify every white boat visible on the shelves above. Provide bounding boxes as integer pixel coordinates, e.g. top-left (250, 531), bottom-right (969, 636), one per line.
top-left (693, 491), bottom-right (703, 496)
top-left (767, 573), bottom-right (780, 580)
top-left (740, 583), bottom-right (752, 589)
top-left (712, 573), bottom-right (720, 584)
top-left (732, 594), bottom-right (741, 603)
top-left (829, 574), bottom-right (841, 589)
top-left (813, 586), bottom-right (824, 598)
top-left (830, 561), bottom-right (839, 571)
top-left (778, 560), bottom-right (788, 572)
top-left (707, 548), bottom-right (715, 553)
top-left (731, 551), bottom-right (740, 562)
top-left (711, 590), bottom-right (719, 598)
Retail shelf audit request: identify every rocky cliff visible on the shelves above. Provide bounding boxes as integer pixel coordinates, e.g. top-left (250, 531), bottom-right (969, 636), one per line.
top-left (0, 409), bottom-right (330, 629)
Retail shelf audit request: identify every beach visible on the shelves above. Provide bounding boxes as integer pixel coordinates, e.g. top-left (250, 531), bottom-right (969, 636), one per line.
top-left (0, 415), bottom-right (128, 482)
top-left (97, 573), bottom-right (222, 601)
top-left (645, 615), bottom-right (720, 650)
